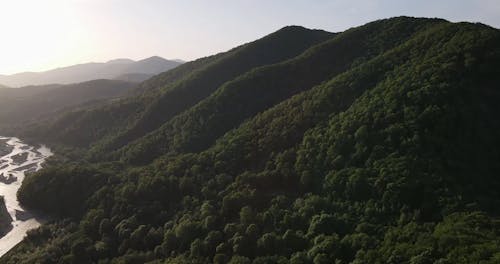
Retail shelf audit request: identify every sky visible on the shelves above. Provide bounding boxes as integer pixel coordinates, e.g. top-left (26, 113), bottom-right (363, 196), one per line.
top-left (0, 0), bottom-right (499, 75)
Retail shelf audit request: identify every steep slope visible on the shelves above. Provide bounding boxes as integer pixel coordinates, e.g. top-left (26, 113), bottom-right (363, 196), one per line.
top-left (96, 26), bottom-right (335, 154)
top-left (21, 53), bottom-right (246, 148)
top-left (0, 57), bottom-right (181, 87)
top-left (113, 17), bottom-right (444, 165)
top-left (20, 54), bottom-right (228, 148)
top-left (4, 18), bottom-right (500, 264)
top-left (26, 26), bottom-right (334, 149)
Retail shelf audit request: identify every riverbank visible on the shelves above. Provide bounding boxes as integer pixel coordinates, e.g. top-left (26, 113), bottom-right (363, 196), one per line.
top-left (0, 197), bottom-right (12, 237)
top-left (0, 137), bottom-right (52, 257)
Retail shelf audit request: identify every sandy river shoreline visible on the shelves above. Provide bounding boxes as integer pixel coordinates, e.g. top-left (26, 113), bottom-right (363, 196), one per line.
top-left (0, 137), bottom-right (52, 257)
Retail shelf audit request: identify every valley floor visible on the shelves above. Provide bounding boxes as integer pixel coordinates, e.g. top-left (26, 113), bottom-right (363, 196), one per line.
top-left (0, 137), bottom-right (51, 257)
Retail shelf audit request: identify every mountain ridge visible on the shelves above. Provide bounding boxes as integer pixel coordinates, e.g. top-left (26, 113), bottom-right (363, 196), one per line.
top-left (3, 17), bottom-right (500, 264)
top-left (0, 56), bottom-right (182, 87)
top-left (0, 79), bottom-right (137, 131)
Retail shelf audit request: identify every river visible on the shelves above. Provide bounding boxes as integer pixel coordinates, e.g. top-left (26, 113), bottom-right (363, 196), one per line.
top-left (0, 136), bottom-right (52, 257)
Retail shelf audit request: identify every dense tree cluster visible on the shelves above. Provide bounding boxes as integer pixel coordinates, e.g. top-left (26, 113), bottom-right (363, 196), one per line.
top-left (3, 17), bottom-right (500, 263)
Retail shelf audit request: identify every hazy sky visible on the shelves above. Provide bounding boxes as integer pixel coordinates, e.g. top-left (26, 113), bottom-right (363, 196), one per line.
top-left (0, 0), bottom-right (499, 75)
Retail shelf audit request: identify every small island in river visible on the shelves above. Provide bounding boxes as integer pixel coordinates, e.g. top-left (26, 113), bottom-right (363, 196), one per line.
top-left (0, 140), bottom-right (13, 158)
top-left (0, 197), bottom-right (13, 238)
top-left (0, 174), bottom-right (16, 184)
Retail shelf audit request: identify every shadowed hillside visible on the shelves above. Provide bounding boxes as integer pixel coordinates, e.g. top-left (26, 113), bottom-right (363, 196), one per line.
top-left (22, 26), bottom-right (334, 148)
top-left (3, 17), bottom-right (500, 264)
top-left (0, 80), bottom-right (137, 129)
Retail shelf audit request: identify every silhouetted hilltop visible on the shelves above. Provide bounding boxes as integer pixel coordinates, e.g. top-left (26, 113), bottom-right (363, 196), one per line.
top-left (0, 56), bottom-right (182, 87)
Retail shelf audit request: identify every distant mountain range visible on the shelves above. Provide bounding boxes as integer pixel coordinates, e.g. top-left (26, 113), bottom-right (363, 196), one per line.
top-left (0, 56), bottom-right (183, 87)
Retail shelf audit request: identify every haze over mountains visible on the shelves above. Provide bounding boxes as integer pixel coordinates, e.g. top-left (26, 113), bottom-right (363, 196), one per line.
top-left (1, 17), bottom-right (500, 263)
top-left (0, 79), bottom-right (137, 127)
top-left (0, 56), bottom-right (182, 87)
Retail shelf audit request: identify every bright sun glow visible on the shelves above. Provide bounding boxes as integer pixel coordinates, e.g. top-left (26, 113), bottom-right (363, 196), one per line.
top-left (0, 0), bottom-right (89, 74)
top-left (0, 0), bottom-right (498, 75)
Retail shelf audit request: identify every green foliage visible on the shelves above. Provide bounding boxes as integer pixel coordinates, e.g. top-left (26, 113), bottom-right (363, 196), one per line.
top-left (4, 17), bottom-right (500, 264)
top-left (18, 164), bottom-right (110, 217)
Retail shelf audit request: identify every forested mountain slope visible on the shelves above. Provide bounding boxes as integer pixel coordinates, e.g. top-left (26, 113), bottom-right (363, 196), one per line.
top-left (21, 26), bottom-right (333, 149)
top-left (3, 17), bottom-right (500, 264)
top-left (0, 80), bottom-right (136, 128)
top-left (111, 17), bottom-right (444, 165)
top-left (94, 26), bottom-right (334, 155)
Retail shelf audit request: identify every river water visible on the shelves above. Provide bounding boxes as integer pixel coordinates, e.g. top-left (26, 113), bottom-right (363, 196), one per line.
top-left (0, 137), bottom-right (52, 257)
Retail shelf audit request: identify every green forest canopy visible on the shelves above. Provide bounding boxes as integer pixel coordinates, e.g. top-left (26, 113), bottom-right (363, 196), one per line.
top-left (3, 17), bottom-right (500, 264)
